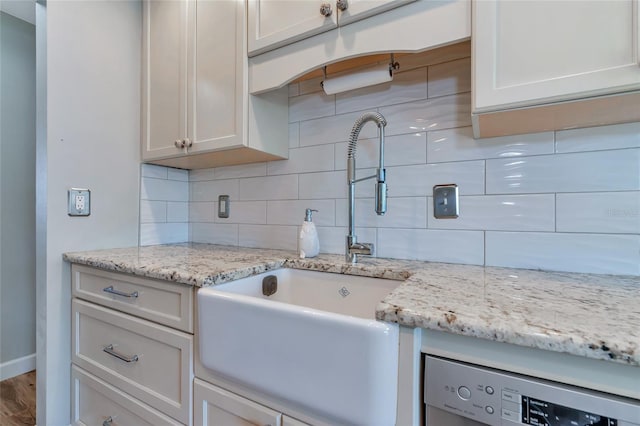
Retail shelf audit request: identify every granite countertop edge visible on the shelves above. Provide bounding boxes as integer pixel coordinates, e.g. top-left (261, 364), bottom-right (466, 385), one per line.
top-left (63, 244), bottom-right (640, 367)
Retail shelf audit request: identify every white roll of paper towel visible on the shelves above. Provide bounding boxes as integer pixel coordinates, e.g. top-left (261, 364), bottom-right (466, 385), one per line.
top-left (322, 64), bottom-right (393, 95)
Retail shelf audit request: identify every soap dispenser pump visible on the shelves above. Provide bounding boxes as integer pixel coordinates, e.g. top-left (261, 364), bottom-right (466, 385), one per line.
top-left (299, 209), bottom-right (320, 259)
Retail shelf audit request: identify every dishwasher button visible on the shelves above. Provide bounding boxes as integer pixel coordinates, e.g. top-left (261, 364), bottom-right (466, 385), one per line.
top-left (486, 386), bottom-right (495, 395)
top-left (486, 406), bottom-right (495, 414)
top-left (457, 386), bottom-right (471, 400)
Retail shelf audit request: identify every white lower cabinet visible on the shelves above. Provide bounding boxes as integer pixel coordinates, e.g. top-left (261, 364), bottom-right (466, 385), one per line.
top-left (194, 379), bottom-right (282, 426)
top-left (71, 265), bottom-right (194, 425)
top-left (193, 379), bottom-right (312, 426)
top-left (71, 366), bottom-right (182, 426)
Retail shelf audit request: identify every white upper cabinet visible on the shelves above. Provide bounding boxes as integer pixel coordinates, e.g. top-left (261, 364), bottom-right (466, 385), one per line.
top-left (472, 0), bottom-right (640, 112)
top-left (247, 0), bottom-right (338, 56)
top-left (142, 0), bottom-right (188, 159)
top-left (248, 0), bottom-right (415, 56)
top-left (143, 0), bottom-right (288, 169)
top-left (473, 0), bottom-right (640, 113)
top-left (249, 0), bottom-right (470, 93)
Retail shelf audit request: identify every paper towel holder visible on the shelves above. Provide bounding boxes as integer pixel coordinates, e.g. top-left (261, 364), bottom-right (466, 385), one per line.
top-left (321, 54), bottom-right (400, 95)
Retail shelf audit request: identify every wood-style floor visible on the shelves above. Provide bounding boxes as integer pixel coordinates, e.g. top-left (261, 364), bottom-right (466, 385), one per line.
top-left (0, 370), bottom-right (36, 426)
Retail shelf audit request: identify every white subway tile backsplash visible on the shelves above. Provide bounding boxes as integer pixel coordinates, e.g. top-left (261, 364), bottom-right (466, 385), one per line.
top-left (189, 202), bottom-right (216, 223)
top-left (215, 201), bottom-right (266, 224)
top-left (141, 177), bottom-right (189, 202)
top-left (555, 122), bottom-right (640, 153)
top-left (239, 174), bottom-right (298, 201)
top-left (267, 200), bottom-right (335, 226)
top-left (335, 68), bottom-right (428, 115)
top-left (427, 127), bottom-right (555, 163)
top-left (191, 223), bottom-right (238, 245)
top-left (427, 57), bottom-right (471, 98)
top-left (379, 93), bottom-right (472, 136)
top-left (556, 192), bottom-right (640, 234)
top-left (486, 149), bottom-right (640, 194)
top-left (289, 123), bottom-right (300, 149)
top-left (213, 163), bottom-right (267, 180)
top-left (377, 228), bottom-right (484, 264)
top-left (191, 179), bottom-right (239, 202)
top-left (334, 133), bottom-right (427, 170)
top-left (167, 202), bottom-right (188, 222)
top-left (289, 91), bottom-right (335, 123)
top-left (160, 47), bottom-right (640, 275)
top-left (299, 110), bottom-right (380, 147)
top-left (299, 171), bottom-right (348, 199)
top-left (388, 161), bottom-right (485, 197)
top-left (239, 225), bottom-right (298, 250)
top-left (267, 144), bottom-right (334, 175)
top-left (167, 168), bottom-right (189, 181)
top-left (315, 226), bottom-right (377, 255)
top-left (189, 168), bottom-right (216, 182)
top-left (140, 223), bottom-right (188, 245)
top-left (141, 163), bottom-right (168, 179)
top-left (140, 200), bottom-right (166, 224)
top-left (486, 232), bottom-right (640, 276)
top-left (427, 194), bottom-right (555, 231)
top-left (336, 197), bottom-right (427, 229)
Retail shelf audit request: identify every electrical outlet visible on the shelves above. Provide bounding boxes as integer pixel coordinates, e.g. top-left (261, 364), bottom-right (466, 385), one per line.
top-left (433, 184), bottom-right (458, 219)
top-left (68, 188), bottom-right (90, 216)
top-left (218, 195), bottom-right (230, 218)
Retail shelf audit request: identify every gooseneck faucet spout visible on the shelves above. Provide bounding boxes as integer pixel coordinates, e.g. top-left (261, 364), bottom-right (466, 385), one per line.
top-left (346, 112), bottom-right (388, 264)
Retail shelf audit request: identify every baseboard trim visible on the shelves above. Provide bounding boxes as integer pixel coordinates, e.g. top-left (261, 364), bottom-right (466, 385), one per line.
top-left (0, 353), bottom-right (36, 381)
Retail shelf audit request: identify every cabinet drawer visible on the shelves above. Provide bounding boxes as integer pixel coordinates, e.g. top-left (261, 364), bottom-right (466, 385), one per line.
top-left (72, 264), bottom-right (193, 332)
top-left (71, 366), bottom-right (183, 426)
top-left (72, 299), bottom-right (192, 423)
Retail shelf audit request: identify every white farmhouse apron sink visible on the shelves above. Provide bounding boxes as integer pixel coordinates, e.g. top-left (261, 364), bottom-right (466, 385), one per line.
top-left (197, 268), bottom-right (401, 425)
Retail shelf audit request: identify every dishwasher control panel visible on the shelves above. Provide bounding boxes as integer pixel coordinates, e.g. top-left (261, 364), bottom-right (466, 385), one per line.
top-left (425, 356), bottom-right (640, 426)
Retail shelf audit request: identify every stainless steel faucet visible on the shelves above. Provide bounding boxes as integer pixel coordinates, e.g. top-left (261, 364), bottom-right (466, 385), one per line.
top-left (346, 112), bottom-right (387, 264)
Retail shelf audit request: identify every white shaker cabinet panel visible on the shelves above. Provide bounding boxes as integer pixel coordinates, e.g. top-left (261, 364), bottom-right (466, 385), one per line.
top-left (142, 0), bottom-right (189, 159)
top-left (337, 0), bottom-right (415, 26)
top-left (188, 0), bottom-right (244, 154)
top-left (194, 378), bottom-right (282, 426)
top-left (473, 0), bottom-right (640, 113)
top-left (248, 0), bottom-right (338, 56)
top-left (472, 0), bottom-right (640, 137)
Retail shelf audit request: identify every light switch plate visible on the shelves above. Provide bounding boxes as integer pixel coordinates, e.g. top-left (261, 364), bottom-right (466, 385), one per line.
top-left (433, 184), bottom-right (458, 219)
top-left (68, 188), bottom-right (91, 216)
top-left (218, 195), bottom-right (230, 218)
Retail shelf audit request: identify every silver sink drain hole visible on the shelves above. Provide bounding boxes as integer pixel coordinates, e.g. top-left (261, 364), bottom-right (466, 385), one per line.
top-left (338, 286), bottom-right (350, 298)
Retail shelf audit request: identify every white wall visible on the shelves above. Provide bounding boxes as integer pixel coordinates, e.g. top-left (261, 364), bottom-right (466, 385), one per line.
top-left (0, 11), bottom-right (36, 380)
top-left (36, 1), bottom-right (141, 424)
top-left (184, 44), bottom-right (640, 276)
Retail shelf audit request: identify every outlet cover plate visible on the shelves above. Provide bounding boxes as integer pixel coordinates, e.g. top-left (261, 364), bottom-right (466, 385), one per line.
top-left (433, 184), bottom-right (458, 219)
top-left (68, 188), bottom-right (91, 216)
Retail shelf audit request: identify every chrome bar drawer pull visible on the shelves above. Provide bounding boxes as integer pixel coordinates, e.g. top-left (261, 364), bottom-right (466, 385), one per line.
top-left (103, 285), bottom-right (138, 298)
top-left (103, 344), bottom-right (139, 363)
top-left (103, 416), bottom-right (114, 426)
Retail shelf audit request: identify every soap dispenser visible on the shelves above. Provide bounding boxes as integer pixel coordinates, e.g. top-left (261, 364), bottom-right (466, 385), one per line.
top-left (299, 209), bottom-right (320, 258)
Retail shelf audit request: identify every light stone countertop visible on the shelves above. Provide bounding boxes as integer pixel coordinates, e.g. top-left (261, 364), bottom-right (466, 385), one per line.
top-left (64, 243), bottom-right (640, 367)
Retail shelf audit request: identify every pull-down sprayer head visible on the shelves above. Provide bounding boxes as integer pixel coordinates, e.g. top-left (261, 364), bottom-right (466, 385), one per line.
top-left (347, 112), bottom-right (388, 216)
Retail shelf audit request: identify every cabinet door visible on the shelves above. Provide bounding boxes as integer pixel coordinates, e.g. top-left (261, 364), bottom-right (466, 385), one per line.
top-left (247, 0), bottom-right (338, 56)
top-left (142, 0), bottom-right (189, 161)
top-left (337, 0), bottom-right (415, 26)
top-left (188, 0), bottom-right (245, 154)
top-left (194, 379), bottom-right (282, 426)
top-left (473, 0), bottom-right (640, 113)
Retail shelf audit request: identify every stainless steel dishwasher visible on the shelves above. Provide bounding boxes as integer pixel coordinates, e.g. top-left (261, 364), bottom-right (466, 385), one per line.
top-left (424, 355), bottom-right (640, 426)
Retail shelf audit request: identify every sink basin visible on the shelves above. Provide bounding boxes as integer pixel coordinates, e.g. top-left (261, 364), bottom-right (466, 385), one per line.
top-left (197, 268), bottom-right (401, 425)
